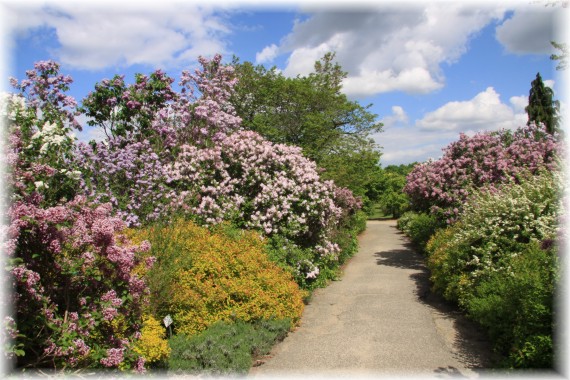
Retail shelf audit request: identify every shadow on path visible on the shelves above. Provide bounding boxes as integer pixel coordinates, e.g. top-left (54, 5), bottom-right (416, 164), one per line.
top-left (374, 224), bottom-right (496, 371)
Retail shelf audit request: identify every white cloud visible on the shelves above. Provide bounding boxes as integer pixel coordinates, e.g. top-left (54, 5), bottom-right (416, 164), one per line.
top-left (343, 67), bottom-right (442, 96)
top-left (381, 105), bottom-right (408, 128)
top-left (255, 43), bottom-right (279, 64)
top-left (509, 94), bottom-right (528, 114)
top-left (276, 4), bottom-right (507, 97)
top-left (416, 87), bottom-right (525, 133)
top-left (495, 9), bottom-right (556, 55)
top-left (3, 1), bottom-right (231, 70)
top-left (374, 105), bottom-right (457, 165)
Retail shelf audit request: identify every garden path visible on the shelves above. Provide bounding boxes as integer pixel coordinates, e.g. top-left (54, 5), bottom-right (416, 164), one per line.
top-left (249, 219), bottom-right (494, 378)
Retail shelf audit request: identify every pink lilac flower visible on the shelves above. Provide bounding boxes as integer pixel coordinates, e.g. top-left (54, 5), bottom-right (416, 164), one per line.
top-left (100, 348), bottom-right (124, 367)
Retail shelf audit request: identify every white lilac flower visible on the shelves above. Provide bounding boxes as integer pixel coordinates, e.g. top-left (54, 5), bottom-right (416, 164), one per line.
top-left (34, 181), bottom-right (48, 189)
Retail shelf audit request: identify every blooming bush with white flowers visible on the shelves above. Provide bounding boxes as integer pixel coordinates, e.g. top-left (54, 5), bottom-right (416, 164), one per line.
top-left (425, 169), bottom-right (563, 368)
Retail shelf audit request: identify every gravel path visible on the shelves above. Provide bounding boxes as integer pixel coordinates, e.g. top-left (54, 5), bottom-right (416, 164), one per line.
top-left (249, 220), bottom-right (494, 378)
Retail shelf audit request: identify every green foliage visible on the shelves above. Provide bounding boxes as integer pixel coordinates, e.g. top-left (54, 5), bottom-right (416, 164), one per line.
top-left (319, 143), bottom-right (383, 212)
top-left (396, 211), bottom-right (441, 252)
top-left (464, 242), bottom-right (557, 368)
top-left (167, 319), bottom-right (290, 375)
top-left (375, 164), bottom-right (415, 218)
top-left (127, 219), bottom-right (306, 337)
top-left (550, 41), bottom-right (567, 71)
top-left (425, 170), bottom-right (562, 368)
top-left (525, 72), bottom-right (560, 134)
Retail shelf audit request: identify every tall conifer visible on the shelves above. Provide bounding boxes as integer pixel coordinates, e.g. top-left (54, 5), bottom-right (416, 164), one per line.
top-left (525, 72), bottom-right (560, 135)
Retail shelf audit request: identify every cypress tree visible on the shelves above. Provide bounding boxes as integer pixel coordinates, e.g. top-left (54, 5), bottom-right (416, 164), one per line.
top-left (525, 72), bottom-right (560, 135)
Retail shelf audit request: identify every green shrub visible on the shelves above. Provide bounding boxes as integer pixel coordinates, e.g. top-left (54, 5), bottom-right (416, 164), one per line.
top-left (397, 211), bottom-right (441, 252)
top-left (396, 211), bottom-right (415, 231)
top-left (425, 170), bottom-right (562, 368)
top-left (464, 242), bottom-right (558, 368)
top-left (167, 319), bottom-right (290, 375)
top-left (425, 223), bottom-right (471, 301)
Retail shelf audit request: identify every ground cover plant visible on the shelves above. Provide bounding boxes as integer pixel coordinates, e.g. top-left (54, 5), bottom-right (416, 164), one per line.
top-left (168, 318), bottom-right (291, 375)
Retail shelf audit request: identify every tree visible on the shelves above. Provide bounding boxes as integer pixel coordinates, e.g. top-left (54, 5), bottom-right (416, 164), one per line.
top-left (230, 53), bottom-right (384, 210)
top-left (525, 72), bottom-right (560, 135)
top-left (375, 164), bottom-right (415, 218)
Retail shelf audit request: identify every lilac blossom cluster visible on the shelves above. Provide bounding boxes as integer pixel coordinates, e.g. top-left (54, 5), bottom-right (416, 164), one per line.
top-left (176, 54), bottom-right (242, 144)
top-left (75, 135), bottom-right (175, 227)
top-left (9, 60), bottom-right (80, 130)
top-left (404, 125), bottom-right (561, 222)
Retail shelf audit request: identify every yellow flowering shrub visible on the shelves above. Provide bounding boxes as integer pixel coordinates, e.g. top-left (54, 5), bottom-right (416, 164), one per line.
top-left (129, 219), bottom-right (306, 337)
top-left (132, 315), bottom-right (170, 364)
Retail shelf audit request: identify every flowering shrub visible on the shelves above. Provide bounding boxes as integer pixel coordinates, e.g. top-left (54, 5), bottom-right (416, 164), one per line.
top-left (404, 126), bottom-right (560, 221)
top-left (167, 130), bottom-right (351, 282)
top-left (132, 315), bottom-right (170, 366)
top-left (80, 70), bottom-right (178, 140)
top-left (425, 170), bottom-right (563, 368)
top-left (7, 193), bottom-right (153, 370)
top-left (3, 62), bottom-right (153, 372)
top-left (75, 136), bottom-right (175, 227)
top-left (74, 54), bottom-right (242, 226)
top-left (7, 61), bottom-right (83, 206)
top-left (127, 219), bottom-right (306, 337)
top-left (176, 54), bottom-right (242, 144)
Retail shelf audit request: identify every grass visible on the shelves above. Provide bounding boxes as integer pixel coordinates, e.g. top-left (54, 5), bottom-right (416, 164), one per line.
top-left (367, 203), bottom-right (394, 220)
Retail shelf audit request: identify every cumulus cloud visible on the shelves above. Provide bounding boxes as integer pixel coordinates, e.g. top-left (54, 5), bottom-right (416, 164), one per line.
top-left (496, 9), bottom-right (556, 55)
top-left (276, 4), bottom-right (507, 97)
top-left (416, 87), bottom-right (526, 133)
top-left (381, 105), bottom-right (408, 128)
top-left (255, 43), bottom-right (279, 64)
top-left (374, 105), bottom-right (458, 165)
top-left (3, 1), bottom-right (231, 70)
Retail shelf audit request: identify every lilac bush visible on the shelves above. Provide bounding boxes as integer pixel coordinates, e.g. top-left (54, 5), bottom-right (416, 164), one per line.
top-left (75, 54), bottom-right (242, 226)
top-left (166, 130), bottom-right (348, 279)
top-left (7, 194), bottom-right (153, 370)
top-left (3, 64), bottom-right (154, 372)
top-left (404, 125), bottom-right (561, 222)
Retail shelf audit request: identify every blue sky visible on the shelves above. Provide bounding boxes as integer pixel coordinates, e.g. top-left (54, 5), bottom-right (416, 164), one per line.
top-left (1, 0), bottom-right (567, 165)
